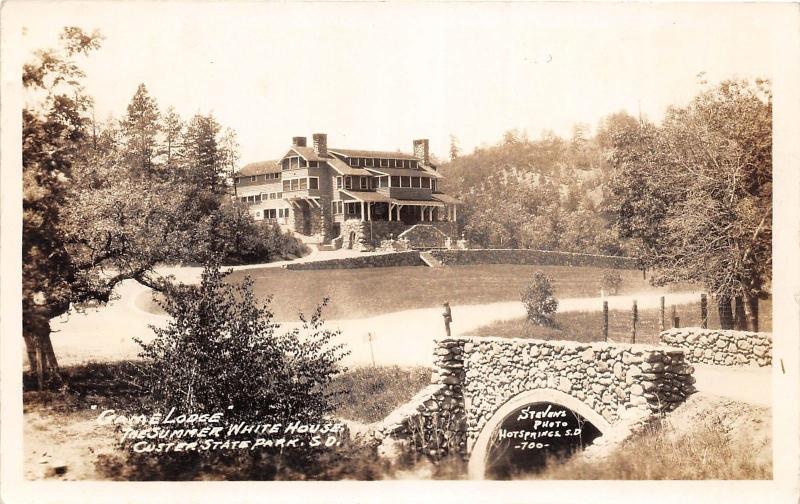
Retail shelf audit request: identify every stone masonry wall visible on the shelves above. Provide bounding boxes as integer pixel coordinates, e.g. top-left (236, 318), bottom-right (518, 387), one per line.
top-left (283, 251), bottom-right (424, 270)
top-left (660, 328), bottom-right (772, 367)
top-left (335, 219), bottom-right (458, 251)
top-left (429, 249), bottom-right (641, 270)
top-left (456, 338), bottom-right (695, 450)
top-left (373, 337), bottom-right (696, 460)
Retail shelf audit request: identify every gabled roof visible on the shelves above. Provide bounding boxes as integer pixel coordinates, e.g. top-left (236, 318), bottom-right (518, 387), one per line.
top-left (281, 146), bottom-right (328, 162)
top-left (329, 148), bottom-right (419, 161)
top-left (236, 160), bottom-right (280, 176)
top-left (327, 157), bottom-right (370, 176)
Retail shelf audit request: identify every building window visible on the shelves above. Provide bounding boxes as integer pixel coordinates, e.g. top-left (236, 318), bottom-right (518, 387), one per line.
top-left (309, 161), bottom-right (318, 168)
top-left (336, 176), bottom-right (343, 189)
top-left (345, 176), bottom-right (352, 189)
top-left (360, 177), bottom-right (368, 189)
top-left (309, 177), bottom-right (319, 189)
top-left (411, 161), bottom-right (418, 169)
top-left (380, 158), bottom-right (388, 167)
top-left (349, 158), bottom-right (358, 167)
top-left (401, 176), bottom-right (411, 188)
top-left (431, 179), bottom-right (437, 191)
top-left (411, 177), bottom-right (421, 188)
top-left (346, 202), bottom-right (357, 214)
top-left (422, 177), bottom-right (431, 188)
top-left (240, 196), bottom-right (247, 203)
top-left (290, 179), bottom-right (299, 191)
top-left (391, 176), bottom-right (400, 187)
top-left (262, 193), bottom-right (269, 201)
top-left (283, 180), bottom-right (290, 191)
top-left (365, 158), bottom-right (373, 167)
top-left (299, 178), bottom-right (308, 190)
top-left (277, 192), bottom-right (282, 198)
top-left (249, 176), bottom-right (256, 182)
top-left (300, 158), bottom-right (307, 168)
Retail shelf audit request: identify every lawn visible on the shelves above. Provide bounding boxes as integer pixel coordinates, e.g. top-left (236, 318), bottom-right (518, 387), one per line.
top-left (465, 297), bottom-right (772, 345)
top-left (138, 264), bottom-right (686, 321)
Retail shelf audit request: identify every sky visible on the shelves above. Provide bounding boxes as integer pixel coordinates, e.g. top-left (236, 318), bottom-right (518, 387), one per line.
top-left (13, 1), bottom-right (787, 165)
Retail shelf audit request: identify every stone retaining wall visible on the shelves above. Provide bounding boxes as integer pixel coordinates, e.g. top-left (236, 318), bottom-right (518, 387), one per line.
top-left (429, 249), bottom-right (641, 269)
top-left (660, 328), bottom-right (772, 367)
top-left (283, 251), bottom-right (424, 270)
top-left (336, 220), bottom-right (458, 251)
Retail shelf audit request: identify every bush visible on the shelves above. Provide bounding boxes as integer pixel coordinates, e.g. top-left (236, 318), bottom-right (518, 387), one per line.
top-left (521, 271), bottom-right (558, 326)
top-left (134, 264), bottom-right (348, 425)
top-left (600, 270), bottom-right (623, 295)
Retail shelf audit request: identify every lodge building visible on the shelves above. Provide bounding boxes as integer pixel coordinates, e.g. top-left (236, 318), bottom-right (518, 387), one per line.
top-left (233, 134), bottom-right (461, 247)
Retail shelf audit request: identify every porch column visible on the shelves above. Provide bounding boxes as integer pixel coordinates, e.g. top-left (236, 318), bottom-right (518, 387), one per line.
top-left (454, 205), bottom-right (457, 222)
top-left (388, 203), bottom-right (393, 221)
top-left (360, 201), bottom-right (365, 221)
top-left (367, 202), bottom-right (371, 221)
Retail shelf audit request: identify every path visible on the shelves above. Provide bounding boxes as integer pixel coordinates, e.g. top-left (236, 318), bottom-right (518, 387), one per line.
top-left (47, 281), bottom-right (700, 367)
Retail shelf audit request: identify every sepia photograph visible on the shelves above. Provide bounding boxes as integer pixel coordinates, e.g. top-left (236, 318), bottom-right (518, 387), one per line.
top-left (1, 1), bottom-right (798, 502)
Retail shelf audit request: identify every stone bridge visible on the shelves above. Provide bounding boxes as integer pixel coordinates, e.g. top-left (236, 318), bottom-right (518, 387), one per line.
top-left (372, 337), bottom-right (696, 479)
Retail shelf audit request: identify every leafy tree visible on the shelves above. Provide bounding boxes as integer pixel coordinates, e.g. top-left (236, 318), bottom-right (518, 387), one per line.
top-left (23, 27), bottom-right (105, 387)
top-left (606, 79), bottom-right (772, 330)
top-left (135, 265), bottom-right (348, 424)
top-left (521, 272), bottom-right (559, 326)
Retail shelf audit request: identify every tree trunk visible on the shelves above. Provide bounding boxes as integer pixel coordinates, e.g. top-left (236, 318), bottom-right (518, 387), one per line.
top-left (743, 292), bottom-right (760, 332)
top-left (23, 312), bottom-right (63, 390)
top-left (717, 295), bottom-right (734, 330)
top-left (734, 296), bottom-right (747, 330)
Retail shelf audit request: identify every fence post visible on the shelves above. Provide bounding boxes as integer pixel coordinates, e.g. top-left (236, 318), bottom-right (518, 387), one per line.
top-left (442, 302), bottom-right (452, 337)
top-left (631, 299), bottom-right (638, 344)
top-left (671, 305), bottom-right (678, 328)
top-left (603, 301), bottom-right (609, 342)
top-left (700, 294), bottom-right (708, 329)
top-left (659, 296), bottom-right (665, 332)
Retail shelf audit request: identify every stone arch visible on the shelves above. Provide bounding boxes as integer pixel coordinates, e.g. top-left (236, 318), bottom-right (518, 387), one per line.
top-left (467, 388), bottom-right (613, 480)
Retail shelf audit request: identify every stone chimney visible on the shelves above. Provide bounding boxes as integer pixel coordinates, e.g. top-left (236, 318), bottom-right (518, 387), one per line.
top-left (292, 136), bottom-right (307, 147)
top-left (313, 133), bottom-right (328, 156)
top-left (413, 139), bottom-right (430, 164)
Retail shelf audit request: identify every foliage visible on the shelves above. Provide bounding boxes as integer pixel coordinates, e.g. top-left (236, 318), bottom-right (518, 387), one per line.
top-left (22, 29), bottom-right (306, 386)
top-left (605, 78), bottom-right (772, 330)
top-left (439, 126), bottom-right (626, 254)
top-left (134, 264), bottom-right (348, 424)
top-left (521, 271), bottom-right (559, 326)
top-left (600, 270), bottom-right (623, 295)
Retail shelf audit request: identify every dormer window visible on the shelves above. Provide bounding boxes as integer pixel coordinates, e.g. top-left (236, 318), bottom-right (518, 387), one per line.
top-left (380, 159), bottom-right (389, 167)
top-left (365, 158), bottom-right (374, 167)
top-left (349, 158), bottom-right (358, 167)
top-left (411, 161), bottom-right (418, 169)
top-left (360, 177), bottom-right (368, 189)
top-left (345, 176), bottom-right (352, 189)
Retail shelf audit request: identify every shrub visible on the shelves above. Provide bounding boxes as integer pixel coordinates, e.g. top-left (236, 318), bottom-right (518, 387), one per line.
top-left (521, 271), bottom-right (559, 326)
top-left (134, 264), bottom-right (348, 425)
top-left (600, 269), bottom-right (623, 295)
